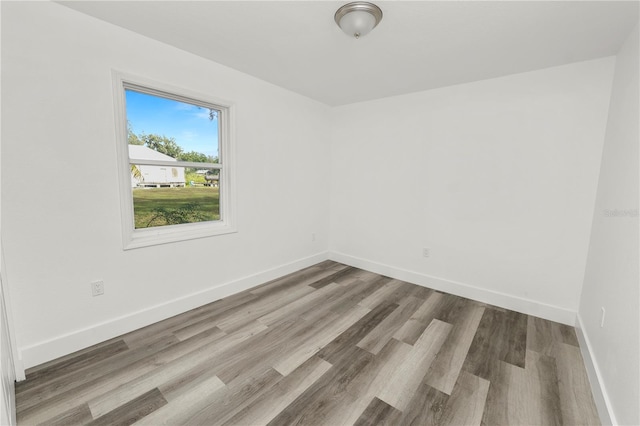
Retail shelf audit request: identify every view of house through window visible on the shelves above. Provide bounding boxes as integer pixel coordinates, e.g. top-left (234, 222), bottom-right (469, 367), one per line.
top-left (126, 88), bottom-right (221, 229)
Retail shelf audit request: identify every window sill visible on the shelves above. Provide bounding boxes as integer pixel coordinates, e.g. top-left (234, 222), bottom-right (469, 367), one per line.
top-left (123, 221), bottom-right (237, 250)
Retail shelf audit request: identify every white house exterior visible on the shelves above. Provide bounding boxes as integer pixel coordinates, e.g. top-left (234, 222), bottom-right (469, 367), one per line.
top-left (129, 145), bottom-right (186, 188)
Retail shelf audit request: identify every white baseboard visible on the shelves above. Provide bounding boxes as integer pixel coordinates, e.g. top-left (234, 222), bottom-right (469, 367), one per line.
top-left (575, 314), bottom-right (616, 425)
top-left (18, 250), bottom-right (579, 374)
top-left (12, 358), bottom-right (24, 382)
top-left (329, 251), bottom-right (577, 325)
top-left (17, 251), bottom-right (329, 373)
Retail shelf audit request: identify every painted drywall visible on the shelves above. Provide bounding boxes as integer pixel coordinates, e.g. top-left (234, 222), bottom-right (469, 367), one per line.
top-left (579, 24), bottom-right (639, 426)
top-left (1, 2), bottom-right (330, 369)
top-left (0, 1), bottom-right (18, 421)
top-left (1, 256), bottom-right (17, 426)
top-left (330, 58), bottom-right (615, 322)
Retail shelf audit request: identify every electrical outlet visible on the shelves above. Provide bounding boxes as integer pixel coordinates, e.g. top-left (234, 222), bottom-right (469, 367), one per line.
top-left (600, 307), bottom-right (606, 327)
top-left (311, 233), bottom-right (316, 242)
top-left (91, 280), bottom-right (104, 297)
top-left (423, 248), bottom-right (430, 258)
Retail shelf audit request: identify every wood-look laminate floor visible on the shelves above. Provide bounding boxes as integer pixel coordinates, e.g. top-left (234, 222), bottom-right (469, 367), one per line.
top-left (16, 261), bottom-right (600, 426)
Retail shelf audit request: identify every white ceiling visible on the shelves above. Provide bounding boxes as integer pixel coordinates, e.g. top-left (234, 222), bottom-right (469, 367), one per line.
top-left (59, 1), bottom-right (639, 106)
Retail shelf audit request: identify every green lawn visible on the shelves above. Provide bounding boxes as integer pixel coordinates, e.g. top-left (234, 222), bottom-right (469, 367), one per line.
top-left (132, 187), bottom-right (220, 229)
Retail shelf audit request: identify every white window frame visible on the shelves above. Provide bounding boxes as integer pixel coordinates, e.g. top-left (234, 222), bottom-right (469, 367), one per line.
top-left (112, 71), bottom-right (236, 249)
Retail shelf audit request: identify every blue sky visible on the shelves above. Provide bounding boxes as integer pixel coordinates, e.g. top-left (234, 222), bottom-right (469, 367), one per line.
top-left (126, 89), bottom-right (219, 158)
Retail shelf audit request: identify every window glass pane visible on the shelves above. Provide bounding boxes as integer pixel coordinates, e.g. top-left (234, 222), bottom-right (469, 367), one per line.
top-left (126, 89), bottom-right (219, 163)
top-left (131, 168), bottom-right (220, 229)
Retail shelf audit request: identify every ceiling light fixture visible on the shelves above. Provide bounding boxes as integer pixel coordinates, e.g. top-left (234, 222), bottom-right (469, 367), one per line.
top-left (334, 2), bottom-right (383, 39)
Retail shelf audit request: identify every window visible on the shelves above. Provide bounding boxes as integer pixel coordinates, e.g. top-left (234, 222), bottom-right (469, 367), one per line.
top-left (113, 72), bottom-right (236, 249)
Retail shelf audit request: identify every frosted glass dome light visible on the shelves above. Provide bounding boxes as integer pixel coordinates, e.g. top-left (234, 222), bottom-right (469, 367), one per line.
top-left (335, 2), bottom-right (383, 39)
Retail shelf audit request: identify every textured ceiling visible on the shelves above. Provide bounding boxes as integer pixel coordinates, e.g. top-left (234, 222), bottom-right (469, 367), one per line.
top-left (59, 1), bottom-right (639, 106)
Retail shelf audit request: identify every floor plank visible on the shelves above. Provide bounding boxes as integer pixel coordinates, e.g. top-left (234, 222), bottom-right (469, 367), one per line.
top-left (216, 284), bottom-right (315, 332)
top-left (439, 370), bottom-right (489, 426)
top-left (266, 344), bottom-right (376, 426)
top-left (376, 319), bottom-right (452, 410)
top-left (527, 315), bottom-right (580, 356)
top-left (424, 299), bottom-right (485, 394)
top-left (462, 307), bottom-right (528, 381)
top-left (224, 356), bottom-right (332, 426)
top-left (256, 282), bottom-right (342, 326)
top-left (309, 266), bottom-right (359, 289)
top-left (273, 304), bottom-right (370, 376)
top-left (132, 374), bottom-right (225, 425)
top-left (179, 367), bottom-right (283, 425)
top-left (482, 359), bottom-right (552, 426)
top-left (354, 397), bottom-right (404, 426)
top-left (393, 291), bottom-right (445, 345)
top-left (88, 388), bottom-right (167, 426)
top-left (318, 300), bottom-right (398, 364)
top-left (525, 350), bottom-right (563, 426)
top-left (46, 403), bottom-right (94, 426)
top-left (399, 381), bottom-right (449, 426)
top-left (358, 279), bottom-right (406, 309)
top-left (356, 295), bottom-right (424, 354)
top-left (554, 342), bottom-right (600, 425)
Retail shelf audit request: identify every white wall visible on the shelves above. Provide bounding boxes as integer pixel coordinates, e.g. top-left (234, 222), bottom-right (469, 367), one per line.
top-left (0, 2), bottom-right (18, 422)
top-left (330, 59), bottom-right (615, 324)
top-left (1, 253), bottom-right (17, 426)
top-left (578, 24), bottom-right (639, 426)
top-left (1, 2), bottom-right (331, 369)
